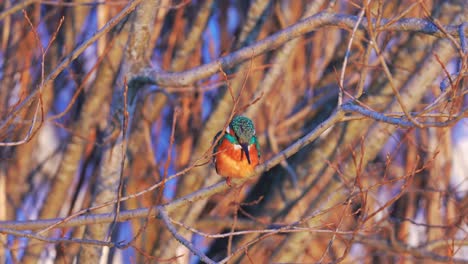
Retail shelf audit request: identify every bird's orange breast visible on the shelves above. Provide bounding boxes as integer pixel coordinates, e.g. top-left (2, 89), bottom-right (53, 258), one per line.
top-left (214, 138), bottom-right (259, 179)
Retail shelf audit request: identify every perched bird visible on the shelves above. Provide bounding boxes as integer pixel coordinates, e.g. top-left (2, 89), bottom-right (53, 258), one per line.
top-left (213, 116), bottom-right (261, 186)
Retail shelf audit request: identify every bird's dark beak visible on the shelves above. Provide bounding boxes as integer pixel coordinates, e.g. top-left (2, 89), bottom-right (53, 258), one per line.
top-left (241, 143), bottom-right (251, 164)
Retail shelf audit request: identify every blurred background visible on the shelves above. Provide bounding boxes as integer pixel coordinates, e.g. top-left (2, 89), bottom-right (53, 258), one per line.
top-left (0, 0), bottom-right (467, 263)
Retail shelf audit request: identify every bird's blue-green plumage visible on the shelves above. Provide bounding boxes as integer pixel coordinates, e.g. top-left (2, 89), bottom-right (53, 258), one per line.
top-left (213, 116), bottom-right (261, 159)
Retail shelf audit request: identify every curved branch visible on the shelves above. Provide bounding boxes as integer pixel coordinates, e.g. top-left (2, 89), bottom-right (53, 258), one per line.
top-left (144, 11), bottom-right (466, 87)
top-left (2, 10), bottom-right (464, 132)
top-left (158, 207), bottom-right (216, 264)
top-left (0, 109), bottom-right (345, 231)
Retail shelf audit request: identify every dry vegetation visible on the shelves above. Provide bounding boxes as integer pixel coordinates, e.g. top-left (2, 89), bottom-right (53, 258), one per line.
top-left (0, 0), bottom-right (467, 263)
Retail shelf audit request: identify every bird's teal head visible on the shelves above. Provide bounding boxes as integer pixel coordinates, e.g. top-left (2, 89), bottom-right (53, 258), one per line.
top-left (227, 116), bottom-right (257, 164)
top-left (229, 116), bottom-right (256, 144)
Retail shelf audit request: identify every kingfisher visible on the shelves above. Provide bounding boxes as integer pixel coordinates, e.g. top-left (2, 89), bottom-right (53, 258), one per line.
top-left (213, 116), bottom-right (261, 186)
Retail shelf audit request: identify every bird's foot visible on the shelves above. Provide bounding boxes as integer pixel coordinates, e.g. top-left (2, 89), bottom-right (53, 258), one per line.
top-left (226, 177), bottom-right (232, 187)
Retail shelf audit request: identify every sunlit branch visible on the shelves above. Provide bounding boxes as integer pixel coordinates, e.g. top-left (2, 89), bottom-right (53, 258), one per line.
top-left (134, 11), bottom-right (466, 87)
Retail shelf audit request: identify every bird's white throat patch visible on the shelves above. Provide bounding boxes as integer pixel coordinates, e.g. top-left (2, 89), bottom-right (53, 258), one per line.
top-left (232, 144), bottom-right (252, 150)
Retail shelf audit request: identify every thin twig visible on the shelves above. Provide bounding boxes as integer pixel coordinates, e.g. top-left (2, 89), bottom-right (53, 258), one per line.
top-left (338, 1), bottom-right (367, 106)
top-left (0, 228), bottom-right (115, 248)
